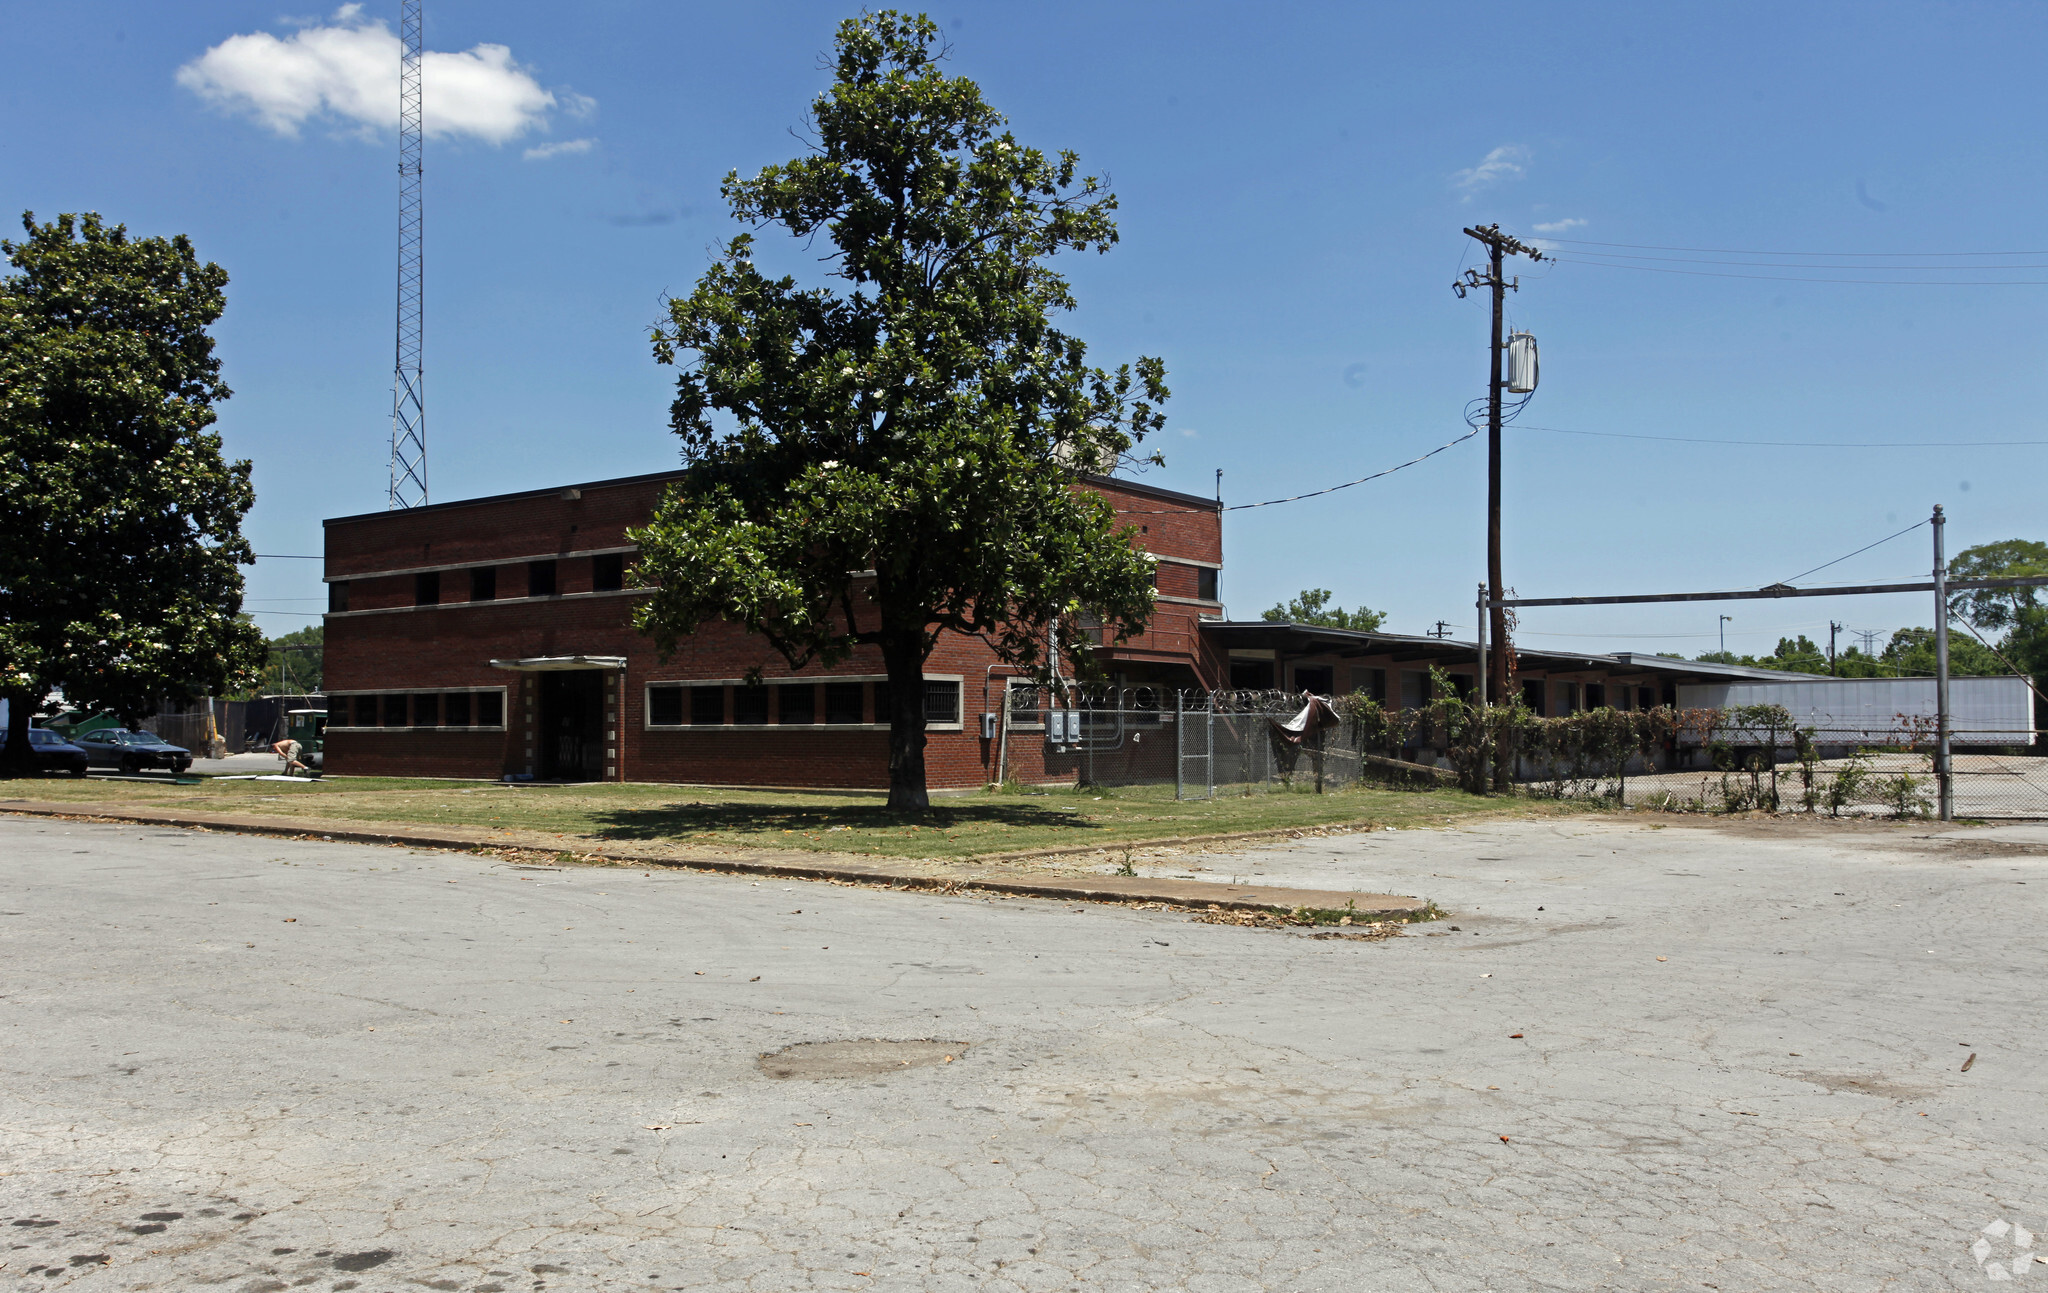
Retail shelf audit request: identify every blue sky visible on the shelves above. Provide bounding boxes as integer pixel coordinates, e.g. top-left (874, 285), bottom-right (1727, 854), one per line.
top-left (7, 1), bottom-right (2046, 655)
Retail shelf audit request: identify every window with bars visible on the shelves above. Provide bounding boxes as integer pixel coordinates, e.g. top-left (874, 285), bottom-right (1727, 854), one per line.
top-left (824, 681), bottom-right (865, 725)
top-left (649, 685), bottom-right (684, 727)
top-left (690, 685), bottom-right (725, 725)
top-left (778, 683), bottom-right (816, 725)
top-left (331, 691), bottom-right (505, 728)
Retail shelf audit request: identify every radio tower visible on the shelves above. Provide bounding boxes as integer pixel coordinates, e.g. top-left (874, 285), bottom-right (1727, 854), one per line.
top-left (388, 0), bottom-right (427, 509)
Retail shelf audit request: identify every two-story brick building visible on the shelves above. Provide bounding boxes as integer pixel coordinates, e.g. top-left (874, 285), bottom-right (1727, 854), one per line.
top-left (322, 468), bottom-right (1790, 789)
top-left (321, 470), bottom-right (1227, 789)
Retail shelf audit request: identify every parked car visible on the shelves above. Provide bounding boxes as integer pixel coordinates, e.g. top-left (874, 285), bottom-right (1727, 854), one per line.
top-left (75, 728), bottom-right (193, 775)
top-left (25, 727), bottom-right (89, 777)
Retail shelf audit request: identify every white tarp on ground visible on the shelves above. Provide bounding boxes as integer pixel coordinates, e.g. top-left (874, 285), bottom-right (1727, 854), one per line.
top-left (1675, 675), bottom-right (2034, 745)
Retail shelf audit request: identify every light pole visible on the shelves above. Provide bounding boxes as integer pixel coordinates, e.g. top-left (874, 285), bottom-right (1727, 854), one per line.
top-left (1719, 615), bottom-right (1733, 656)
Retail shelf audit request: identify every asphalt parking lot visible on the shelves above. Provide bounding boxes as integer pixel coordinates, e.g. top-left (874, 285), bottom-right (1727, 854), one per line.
top-left (4, 812), bottom-right (2046, 1291)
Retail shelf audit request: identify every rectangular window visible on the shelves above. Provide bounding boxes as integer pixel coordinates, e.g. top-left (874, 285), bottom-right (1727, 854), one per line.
top-left (591, 553), bottom-right (625, 592)
top-left (445, 692), bottom-right (472, 727)
top-left (824, 681), bottom-right (864, 725)
top-left (1353, 667), bottom-right (1387, 702)
top-left (414, 571), bottom-right (440, 606)
top-left (778, 683), bottom-right (815, 725)
top-left (1553, 681), bottom-right (1578, 714)
top-left (469, 567), bottom-right (497, 602)
top-left (477, 691), bottom-right (504, 728)
top-left (1196, 567), bottom-right (1219, 601)
top-left (733, 684), bottom-right (770, 725)
top-left (349, 695), bottom-right (373, 726)
top-left (1293, 665), bottom-right (1334, 695)
top-left (1399, 670), bottom-right (1426, 709)
top-left (1640, 686), bottom-right (1658, 710)
top-left (923, 680), bottom-right (960, 724)
top-left (381, 694), bottom-right (408, 727)
top-left (649, 684), bottom-right (684, 727)
top-left (328, 581), bottom-right (349, 613)
top-left (1585, 683), bottom-right (1607, 710)
top-left (1522, 679), bottom-right (1547, 716)
top-left (528, 559), bottom-right (557, 597)
top-left (690, 685), bottom-right (725, 725)
top-left (872, 681), bottom-right (891, 725)
top-left (412, 693), bottom-right (440, 726)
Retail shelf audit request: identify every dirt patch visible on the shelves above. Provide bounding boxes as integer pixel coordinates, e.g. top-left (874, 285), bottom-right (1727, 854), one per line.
top-left (1784, 1070), bottom-right (1935, 1102)
top-left (758, 1039), bottom-right (970, 1080)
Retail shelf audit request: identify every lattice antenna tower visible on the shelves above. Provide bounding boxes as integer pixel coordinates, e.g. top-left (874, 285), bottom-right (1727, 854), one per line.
top-left (388, 0), bottom-right (427, 509)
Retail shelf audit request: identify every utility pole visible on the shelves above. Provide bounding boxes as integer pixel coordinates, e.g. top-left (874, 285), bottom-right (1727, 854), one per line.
top-left (1933, 504), bottom-right (1952, 821)
top-left (1829, 621), bottom-right (1842, 675)
top-left (1429, 620), bottom-right (1453, 640)
top-left (1719, 614), bottom-right (1733, 656)
top-left (1455, 225), bottom-right (1544, 705)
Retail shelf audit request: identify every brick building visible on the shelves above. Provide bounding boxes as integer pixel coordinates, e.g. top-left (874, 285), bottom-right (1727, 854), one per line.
top-left (322, 469), bottom-right (1782, 789)
top-left (321, 470), bottom-right (1226, 789)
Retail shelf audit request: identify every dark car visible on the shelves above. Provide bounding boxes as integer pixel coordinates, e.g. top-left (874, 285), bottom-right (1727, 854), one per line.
top-left (25, 727), bottom-right (89, 777)
top-left (75, 728), bottom-right (193, 775)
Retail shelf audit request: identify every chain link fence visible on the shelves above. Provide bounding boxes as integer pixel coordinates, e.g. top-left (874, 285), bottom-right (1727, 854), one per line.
top-left (1005, 686), bottom-right (1389, 798)
top-left (1001, 686), bottom-right (2048, 818)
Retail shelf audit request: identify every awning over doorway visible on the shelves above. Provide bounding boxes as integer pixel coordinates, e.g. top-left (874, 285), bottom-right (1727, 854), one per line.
top-left (488, 655), bottom-right (629, 672)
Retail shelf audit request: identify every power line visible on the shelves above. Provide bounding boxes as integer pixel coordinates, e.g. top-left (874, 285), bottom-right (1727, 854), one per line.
top-left (1555, 250), bottom-right (2048, 271)
top-left (1779, 519), bottom-right (1928, 586)
top-left (1549, 257), bottom-right (2048, 286)
top-left (1536, 236), bottom-right (2048, 258)
top-left (1517, 425), bottom-right (2048, 449)
top-left (1113, 425), bottom-right (1479, 514)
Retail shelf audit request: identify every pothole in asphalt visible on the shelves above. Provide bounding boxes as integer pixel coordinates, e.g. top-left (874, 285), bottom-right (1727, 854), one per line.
top-left (758, 1039), bottom-right (970, 1080)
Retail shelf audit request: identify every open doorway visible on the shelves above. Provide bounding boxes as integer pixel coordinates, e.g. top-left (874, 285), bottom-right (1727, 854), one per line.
top-left (538, 670), bottom-right (606, 781)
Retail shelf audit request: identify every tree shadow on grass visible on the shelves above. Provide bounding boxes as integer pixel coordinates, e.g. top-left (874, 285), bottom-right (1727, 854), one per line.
top-left (586, 798), bottom-right (1100, 843)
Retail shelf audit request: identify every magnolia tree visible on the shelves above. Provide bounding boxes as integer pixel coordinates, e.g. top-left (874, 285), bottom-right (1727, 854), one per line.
top-left (0, 212), bottom-right (265, 773)
top-left (631, 12), bottom-right (1168, 810)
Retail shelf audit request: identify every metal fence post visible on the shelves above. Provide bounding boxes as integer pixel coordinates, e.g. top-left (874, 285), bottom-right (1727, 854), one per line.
top-left (1933, 504), bottom-right (1953, 821)
top-left (1175, 690), bottom-right (1184, 801)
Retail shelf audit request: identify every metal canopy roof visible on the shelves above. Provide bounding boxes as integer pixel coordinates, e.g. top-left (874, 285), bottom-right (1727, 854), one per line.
top-left (488, 655), bottom-right (629, 672)
top-left (1200, 622), bottom-right (1825, 683)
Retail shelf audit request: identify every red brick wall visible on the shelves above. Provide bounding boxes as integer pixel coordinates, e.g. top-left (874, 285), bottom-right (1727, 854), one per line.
top-left (322, 470), bottom-right (1222, 789)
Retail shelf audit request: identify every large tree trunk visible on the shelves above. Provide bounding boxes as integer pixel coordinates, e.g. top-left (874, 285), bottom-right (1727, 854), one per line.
top-left (880, 628), bottom-right (931, 813)
top-left (0, 689), bottom-right (37, 779)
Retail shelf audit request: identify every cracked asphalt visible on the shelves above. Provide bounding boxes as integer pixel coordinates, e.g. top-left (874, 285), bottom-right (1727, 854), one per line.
top-left (4, 812), bottom-right (2047, 1291)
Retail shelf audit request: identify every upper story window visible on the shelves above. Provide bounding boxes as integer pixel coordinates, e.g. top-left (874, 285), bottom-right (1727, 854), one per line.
top-left (328, 581), bottom-right (349, 613)
top-left (528, 559), bottom-right (557, 597)
top-left (592, 553), bottom-right (625, 592)
top-left (470, 567), bottom-right (497, 602)
top-left (1196, 567), bottom-right (1219, 602)
top-left (414, 571), bottom-right (440, 606)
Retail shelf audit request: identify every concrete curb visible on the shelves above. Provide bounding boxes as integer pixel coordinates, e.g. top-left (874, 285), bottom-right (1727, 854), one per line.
top-left (0, 801), bottom-right (1429, 918)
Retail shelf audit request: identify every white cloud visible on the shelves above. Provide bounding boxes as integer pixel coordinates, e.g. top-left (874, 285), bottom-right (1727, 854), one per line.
top-left (177, 7), bottom-right (581, 145)
top-left (1532, 217), bottom-right (1585, 235)
top-left (525, 137), bottom-right (594, 161)
top-left (1451, 145), bottom-right (1529, 197)
top-left (1178, 427), bottom-right (1200, 439)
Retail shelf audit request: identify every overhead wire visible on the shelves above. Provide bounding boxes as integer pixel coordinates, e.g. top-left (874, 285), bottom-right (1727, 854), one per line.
top-left (1547, 258), bottom-right (2048, 286)
top-left (1516, 425), bottom-right (2048, 448)
top-left (1113, 424), bottom-right (1479, 515)
top-left (1535, 237), bottom-right (2048, 258)
top-left (1779, 519), bottom-right (1928, 587)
